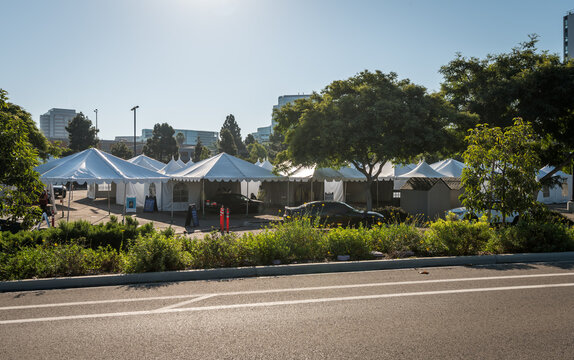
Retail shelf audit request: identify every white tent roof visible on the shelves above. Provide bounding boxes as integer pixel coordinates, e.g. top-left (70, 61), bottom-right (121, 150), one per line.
top-left (170, 152), bottom-right (285, 182)
top-left (377, 161), bottom-right (416, 179)
top-left (399, 161), bottom-right (445, 178)
top-left (258, 159), bottom-right (274, 171)
top-left (128, 154), bottom-right (165, 171)
top-left (176, 157), bottom-right (186, 167)
top-left (159, 158), bottom-right (184, 175)
top-left (36, 148), bottom-right (170, 185)
top-left (537, 165), bottom-right (571, 180)
top-left (287, 165), bottom-right (366, 182)
top-left (434, 159), bottom-right (465, 177)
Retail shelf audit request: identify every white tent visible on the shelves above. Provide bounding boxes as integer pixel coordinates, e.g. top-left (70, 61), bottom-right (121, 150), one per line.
top-left (241, 159), bottom-right (274, 198)
top-left (176, 157), bottom-right (186, 167)
top-left (259, 159), bottom-right (274, 171)
top-left (377, 162), bottom-right (416, 180)
top-left (128, 155), bottom-right (165, 171)
top-left (159, 158), bottom-right (184, 175)
top-left (399, 161), bottom-right (445, 179)
top-left (35, 149), bottom-right (169, 218)
top-left (537, 166), bottom-right (572, 204)
top-left (166, 153), bottom-right (285, 213)
top-left (432, 159), bottom-right (465, 178)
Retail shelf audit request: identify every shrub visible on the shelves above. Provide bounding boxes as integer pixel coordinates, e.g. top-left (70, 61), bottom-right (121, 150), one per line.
top-left (423, 217), bottom-right (494, 256)
top-left (323, 227), bottom-right (372, 260)
top-left (494, 221), bottom-right (574, 253)
top-left (123, 233), bottom-right (190, 273)
top-left (188, 232), bottom-right (252, 268)
top-left (369, 223), bottom-right (423, 257)
top-left (373, 206), bottom-right (410, 224)
top-left (245, 230), bottom-right (290, 265)
top-left (270, 217), bottom-right (324, 261)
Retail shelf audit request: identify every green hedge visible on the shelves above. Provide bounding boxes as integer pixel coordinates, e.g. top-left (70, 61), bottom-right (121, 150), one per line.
top-left (2, 213), bottom-right (574, 280)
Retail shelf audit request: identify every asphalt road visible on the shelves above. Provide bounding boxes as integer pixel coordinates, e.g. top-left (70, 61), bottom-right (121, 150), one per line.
top-left (1, 262), bottom-right (574, 359)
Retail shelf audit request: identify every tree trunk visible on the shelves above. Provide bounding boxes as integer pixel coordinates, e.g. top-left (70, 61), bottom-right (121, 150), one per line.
top-left (365, 178), bottom-right (373, 211)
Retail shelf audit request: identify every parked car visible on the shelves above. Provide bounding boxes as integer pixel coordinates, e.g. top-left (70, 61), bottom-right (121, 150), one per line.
top-left (52, 185), bottom-right (67, 199)
top-left (204, 193), bottom-right (263, 214)
top-left (446, 207), bottom-right (519, 224)
top-left (284, 201), bottom-right (385, 228)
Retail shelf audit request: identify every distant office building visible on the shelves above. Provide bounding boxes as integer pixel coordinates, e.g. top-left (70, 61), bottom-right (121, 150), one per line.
top-left (252, 94), bottom-right (310, 143)
top-left (140, 128), bottom-right (219, 148)
top-left (39, 108), bottom-right (77, 140)
top-left (565, 10), bottom-right (574, 60)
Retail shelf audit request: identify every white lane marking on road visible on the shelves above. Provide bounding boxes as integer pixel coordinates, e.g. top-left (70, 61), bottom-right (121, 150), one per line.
top-left (2, 272), bottom-right (574, 311)
top-left (156, 295), bottom-right (215, 311)
top-left (1, 282), bottom-right (574, 325)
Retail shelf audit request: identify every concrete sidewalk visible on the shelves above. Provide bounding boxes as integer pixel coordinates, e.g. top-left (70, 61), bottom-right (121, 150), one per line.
top-left (45, 190), bottom-right (282, 237)
top-left (2, 252), bottom-right (573, 292)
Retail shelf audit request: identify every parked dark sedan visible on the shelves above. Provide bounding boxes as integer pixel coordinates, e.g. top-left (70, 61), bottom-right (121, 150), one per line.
top-left (204, 193), bottom-right (263, 214)
top-left (284, 201), bottom-right (385, 228)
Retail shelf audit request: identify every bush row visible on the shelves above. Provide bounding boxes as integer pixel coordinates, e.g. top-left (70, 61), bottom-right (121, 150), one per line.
top-left (2, 213), bottom-right (574, 280)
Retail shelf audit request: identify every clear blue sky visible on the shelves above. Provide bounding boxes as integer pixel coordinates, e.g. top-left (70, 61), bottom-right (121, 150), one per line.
top-left (1, 0), bottom-right (571, 141)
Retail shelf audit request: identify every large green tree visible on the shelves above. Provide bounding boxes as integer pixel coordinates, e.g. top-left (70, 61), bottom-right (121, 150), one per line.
top-left (142, 123), bottom-right (179, 163)
top-left (221, 114), bottom-right (247, 158)
top-left (66, 112), bottom-right (99, 152)
top-left (247, 142), bottom-right (268, 163)
top-left (193, 137), bottom-right (210, 162)
top-left (275, 70), bottom-right (460, 210)
top-left (461, 119), bottom-right (540, 224)
top-left (218, 128), bottom-right (238, 155)
top-left (440, 35), bottom-right (574, 180)
top-left (0, 90), bottom-right (44, 228)
top-left (110, 142), bottom-right (133, 160)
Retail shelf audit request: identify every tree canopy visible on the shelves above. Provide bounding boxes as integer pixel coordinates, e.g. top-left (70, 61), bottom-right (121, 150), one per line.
top-left (0, 90), bottom-right (44, 228)
top-left (275, 70), bottom-right (460, 209)
top-left (247, 142), bottom-right (268, 163)
top-left (193, 137), bottom-right (210, 162)
top-left (66, 112), bottom-right (99, 152)
top-left (142, 123), bottom-right (179, 163)
top-left (461, 119), bottom-right (540, 223)
top-left (110, 142), bottom-right (133, 160)
top-left (221, 114), bottom-right (247, 157)
top-left (440, 35), bottom-right (574, 175)
top-left (218, 128), bottom-right (238, 155)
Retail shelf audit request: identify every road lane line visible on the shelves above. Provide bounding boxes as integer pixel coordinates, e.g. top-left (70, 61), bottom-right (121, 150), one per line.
top-left (1, 282), bottom-right (573, 325)
top-left (156, 294), bottom-right (216, 311)
top-left (2, 272), bottom-right (573, 311)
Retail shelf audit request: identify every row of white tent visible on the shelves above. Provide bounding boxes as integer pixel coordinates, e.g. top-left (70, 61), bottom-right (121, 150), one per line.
top-left (35, 149), bottom-right (572, 216)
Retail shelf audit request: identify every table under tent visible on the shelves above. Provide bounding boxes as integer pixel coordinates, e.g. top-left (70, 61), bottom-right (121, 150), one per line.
top-left (164, 153), bottom-right (285, 217)
top-left (35, 149), bottom-right (170, 220)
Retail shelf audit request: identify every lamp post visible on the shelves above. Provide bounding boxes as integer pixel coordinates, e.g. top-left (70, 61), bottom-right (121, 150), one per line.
top-left (93, 109), bottom-right (98, 132)
top-left (131, 106), bottom-right (139, 156)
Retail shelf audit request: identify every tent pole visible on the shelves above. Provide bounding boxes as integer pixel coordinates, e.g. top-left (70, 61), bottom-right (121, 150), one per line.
top-left (287, 180), bottom-right (290, 207)
top-left (67, 184), bottom-right (71, 222)
top-left (171, 181), bottom-right (174, 224)
top-left (107, 183), bottom-right (111, 215)
top-left (376, 180), bottom-right (379, 208)
top-left (246, 181), bottom-right (249, 216)
top-left (202, 180), bottom-right (205, 216)
top-left (310, 180), bottom-right (313, 202)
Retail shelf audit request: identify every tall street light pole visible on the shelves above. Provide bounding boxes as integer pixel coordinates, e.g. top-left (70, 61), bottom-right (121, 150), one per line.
top-left (131, 106), bottom-right (139, 156)
top-left (93, 109), bottom-right (98, 133)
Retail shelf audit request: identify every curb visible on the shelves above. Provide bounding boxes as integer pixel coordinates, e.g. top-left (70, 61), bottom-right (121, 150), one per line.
top-left (2, 252), bottom-right (574, 292)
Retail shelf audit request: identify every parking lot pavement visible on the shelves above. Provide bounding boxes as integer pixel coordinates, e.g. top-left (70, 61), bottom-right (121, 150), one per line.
top-left (42, 190), bottom-right (282, 236)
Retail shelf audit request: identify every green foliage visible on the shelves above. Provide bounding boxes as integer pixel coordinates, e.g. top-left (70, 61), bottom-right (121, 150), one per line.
top-left (66, 112), bottom-right (99, 152)
top-left (269, 217), bottom-right (325, 261)
top-left (0, 90), bottom-right (44, 228)
top-left (493, 221), bottom-right (574, 254)
top-left (369, 223), bottom-right (423, 256)
top-left (247, 142), bottom-right (268, 163)
top-left (220, 114), bottom-right (246, 157)
top-left (218, 128), bottom-right (238, 155)
top-left (0, 243), bottom-right (121, 281)
top-left (123, 233), bottom-right (191, 273)
top-left (440, 35), bottom-right (574, 168)
top-left (323, 227), bottom-right (372, 260)
top-left (373, 206), bottom-right (410, 224)
top-left (110, 142), bottom-right (134, 159)
top-left (462, 119), bottom-right (540, 223)
top-left (193, 137), bottom-right (210, 162)
top-left (142, 123), bottom-right (179, 162)
top-left (274, 70), bottom-right (464, 210)
top-left (423, 217), bottom-right (494, 256)
top-left (188, 232), bottom-right (252, 268)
